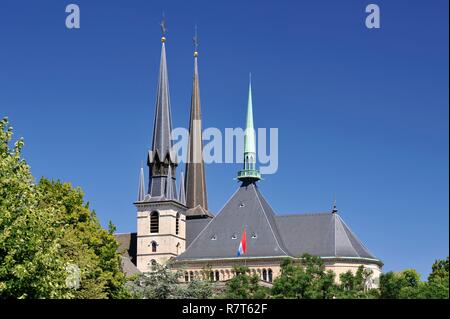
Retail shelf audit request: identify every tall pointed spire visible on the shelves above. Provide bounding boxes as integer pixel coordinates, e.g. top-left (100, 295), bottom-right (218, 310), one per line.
top-left (147, 17), bottom-right (177, 199)
top-left (137, 164), bottom-right (145, 202)
top-left (185, 28), bottom-right (208, 211)
top-left (178, 172), bottom-right (186, 205)
top-left (238, 74), bottom-right (261, 183)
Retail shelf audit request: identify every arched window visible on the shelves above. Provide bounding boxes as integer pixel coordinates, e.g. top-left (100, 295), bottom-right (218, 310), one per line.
top-left (262, 269), bottom-right (267, 281)
top-left (189, 271), bottom-right (194, 281)
top-left (210, 271), bottom-right (214, 282)
top-left (176, 242), bottom-right (181, 255)
top-left (150, 211), bottom-right (159, 233)
top-left (215, 271), bottom-right (220, 282)
top-left (151, 241), bottom-right (157, 253)
top-left (176, 213), bottom-right (180, 235)
top-left (268, 269), bottom-right (273, 282)
top-left (185, 272), bottom-right (189, 282)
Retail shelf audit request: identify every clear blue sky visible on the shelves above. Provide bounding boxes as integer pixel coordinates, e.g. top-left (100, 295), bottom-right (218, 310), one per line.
top-left (0, 0), bottom-right (448, 278)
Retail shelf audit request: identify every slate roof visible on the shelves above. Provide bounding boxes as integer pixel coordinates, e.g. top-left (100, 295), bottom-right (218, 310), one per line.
top-left (275, 213), bottom-right (377, 260)
top-left (175, 183), bottom-right (380, 264)
top-left (186, 218), bottom-right (212, 246)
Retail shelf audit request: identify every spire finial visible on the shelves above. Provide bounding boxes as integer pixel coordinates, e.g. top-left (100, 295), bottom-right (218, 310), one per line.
top-left (193, 25), bottom-right (199, 57)
top-left (332, 196), bottom-right (338, 214)
top-left (160, 13), bottom-right (167, 42)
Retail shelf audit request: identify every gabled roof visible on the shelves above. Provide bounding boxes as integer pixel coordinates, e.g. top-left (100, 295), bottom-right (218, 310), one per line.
top-left (176, 183), bottom-right (290, 261)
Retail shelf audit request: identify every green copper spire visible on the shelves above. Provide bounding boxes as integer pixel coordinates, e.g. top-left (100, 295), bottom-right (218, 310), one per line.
top-left (238, 75), bottom-right (261, 182)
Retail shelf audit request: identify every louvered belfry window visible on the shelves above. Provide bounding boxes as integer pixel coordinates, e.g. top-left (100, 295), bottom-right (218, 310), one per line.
top-left (150, 211), bottom-right (159, 233)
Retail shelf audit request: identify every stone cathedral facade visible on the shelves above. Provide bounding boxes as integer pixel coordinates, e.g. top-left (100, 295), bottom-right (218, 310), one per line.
top-left (116, 30), bottom-right (383, 287)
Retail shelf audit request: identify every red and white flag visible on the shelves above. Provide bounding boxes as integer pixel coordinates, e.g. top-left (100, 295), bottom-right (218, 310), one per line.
top-left (237, 229), bottom-right (247, 256)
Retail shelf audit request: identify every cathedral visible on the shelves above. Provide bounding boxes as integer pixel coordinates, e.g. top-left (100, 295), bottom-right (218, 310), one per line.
top-left (115, 26), bottom-right (383, 287)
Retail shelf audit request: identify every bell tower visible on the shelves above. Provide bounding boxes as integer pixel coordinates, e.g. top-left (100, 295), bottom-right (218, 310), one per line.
top-left (135, 19), bottom-right (187, 272)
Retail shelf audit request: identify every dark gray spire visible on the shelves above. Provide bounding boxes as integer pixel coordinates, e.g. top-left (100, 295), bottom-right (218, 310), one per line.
top-left (137, 165), bottom-right (145, 202)
top-left (147, 29), bottom-right (177, 199)
top-left (185, 35), bottom-right (209, 213)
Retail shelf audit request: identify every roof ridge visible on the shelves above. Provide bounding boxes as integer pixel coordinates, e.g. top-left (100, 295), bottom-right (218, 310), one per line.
top-left (252, 185), bottom-right (289, 257)
top-left (334, 214), bottom-right (359, 257)
top-left (336, 214), bottom-right (375, 258)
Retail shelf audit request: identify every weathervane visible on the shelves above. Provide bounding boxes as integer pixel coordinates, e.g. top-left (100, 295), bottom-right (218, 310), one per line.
top-left (160, 13), bottom-right (167, 42)
top-left (193, 25), bottom-right (199, 56)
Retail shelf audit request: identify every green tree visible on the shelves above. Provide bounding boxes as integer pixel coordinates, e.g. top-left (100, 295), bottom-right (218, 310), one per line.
top-left (0, 117), bottom-right (128, 299)
top-left (126, 263), bottom-right (213, 299)
top-left (36, 179), bottom-right (129, 299)
top-left (221, 266), bottom-right (270, 299)
top-left (0, 118), bottom-right (69, 298)
top-left (335, 266), bottom-right (378, 299)
top-left (428, 257), bottom-right (449, 283)
top-left (425, 257), bottom-right (449, 299)
top-left (182, 278), bottom-right (214, 299)
top-left (271, 254), bottom-right (336, 299)
top-left (398, 258), bottom-right (448, 299)
top-left (379, 267), bottom-right (448, 299)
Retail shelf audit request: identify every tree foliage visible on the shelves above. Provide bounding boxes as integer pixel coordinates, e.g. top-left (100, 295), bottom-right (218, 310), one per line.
top-left (335, 266), bottom-right (379, 299)
top-left (126, 263), bottom-right (213, 299)
top-left (379, 261), bottom-right (448, 299)
top-left (220, 266), bottom-right (270, 299)
top-left (0, 118), bottom-right (69, 298)
top-left (0, 118), bottom-right (128, 298)
top-left (36, 179), bottom-right (128, 299)
top-left (271, 254), bottom-right (336, 299)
